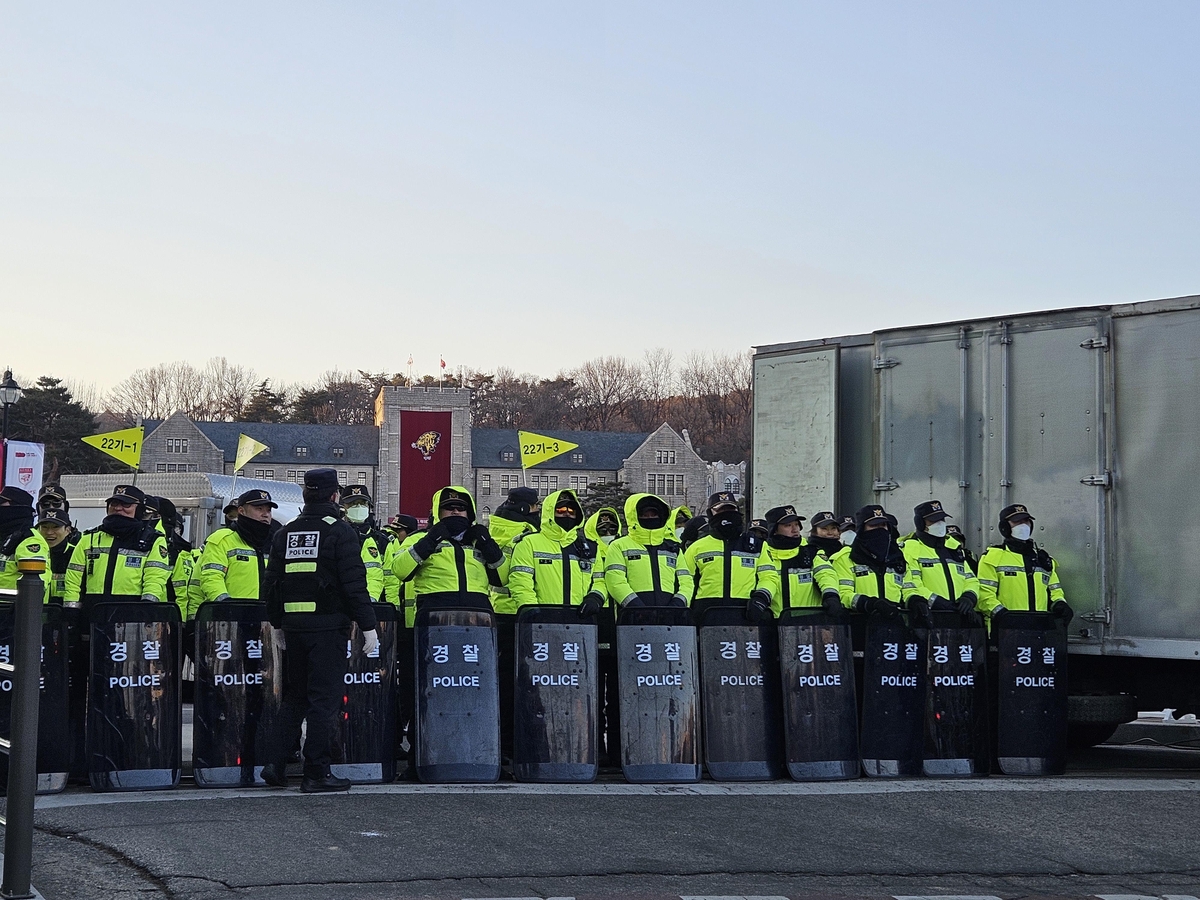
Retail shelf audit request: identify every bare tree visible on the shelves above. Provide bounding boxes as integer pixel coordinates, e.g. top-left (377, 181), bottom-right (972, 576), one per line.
top-left (629, 347), bottom-right (675, 431)
top-left (573, 355), bottom-right (642, 431)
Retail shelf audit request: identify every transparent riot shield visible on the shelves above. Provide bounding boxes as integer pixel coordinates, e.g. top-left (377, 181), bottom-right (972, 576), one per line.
top-left (88, 601), bottom-right (182, 791)
top-left (0, 601), bottom-right (70, 793)
top-left (923, 610), bottom-right (989, 776)
top-left (513, 605), bottom-right (599, 783)
top-left (333, 603), bottom-right (397, 784)
top-left (777, 607), bottom-right (859, 781)
top-left (616, 606), bottom-right (701, 783)
top-left (192, 601), bottom-right (282, 787)
top-left (860, 615), bottom-right (926, 777)
top-left (995, 611), bottom-right (1068, 775)
top-left (414, 607), bottom-right (500, 783)
top-left (696, 604), bottom-right (782, 781)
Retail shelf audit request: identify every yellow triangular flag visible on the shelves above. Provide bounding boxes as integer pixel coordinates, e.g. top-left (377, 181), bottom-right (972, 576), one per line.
top-left (235, 434), bottom-right (270, 472)
top-left (82, 426), bottom-right (144, 469)
top-left (517, 430), bottom-right (580, 469)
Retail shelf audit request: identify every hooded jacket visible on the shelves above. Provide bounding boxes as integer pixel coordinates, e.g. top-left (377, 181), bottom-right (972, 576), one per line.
top-left (505, 490), bottom-right (603, 609)
top-left (684, 530), bottom-right (779, 606)
top-left (901, 531), bottom-right (979, 605)
top-left (832, 524), bottom-right (918, 609)
top-left (583, 506), bottom-right (623, 570)
top-left (390, 486), bottom-right (502, 609)
top-left (488, 498), bottom-right (540, 615)
top-left (667, 506), bottom-right (692, 540)
top-left (603, 494), bottom-right (694, 608)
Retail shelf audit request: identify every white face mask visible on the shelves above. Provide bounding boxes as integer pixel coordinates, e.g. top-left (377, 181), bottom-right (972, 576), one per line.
top-left (840, 529), bottom-right (856, 546)
top-left (600, 534), bottom-right (615, 545)
top-left (346, 506), bottom-right (369, 524)
top-left (674, 527), bottom-right (684, 541)
top-left (1011, 523), bottom-right (1033, 541)
top-left (926, 521), bottom-right (948, 538)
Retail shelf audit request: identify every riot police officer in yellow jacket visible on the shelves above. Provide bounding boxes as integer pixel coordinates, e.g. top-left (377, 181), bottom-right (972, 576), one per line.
top-left (764, 506), bottom-right (843, 615)
top-left (64, 485), bottom-right (169, 605)
top-left (341, 484), bottom-right (388, 604)
top-left (0, 486), bottom-right (48, 597)
top-left (901, 500), bottom-right (980, 618)
top-left (978, 503), bottom-right (1073, 626)
top-left (683, 491), bottom-right (778, 623)
top-left (833, 505), bottom-right (925, 623)
top-left (506, 490), bottom-right (605, 613)
top-left (604, 493), bottom-right (694, 611)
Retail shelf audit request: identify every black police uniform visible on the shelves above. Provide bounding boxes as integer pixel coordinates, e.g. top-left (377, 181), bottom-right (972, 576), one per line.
top-left (260, 470), bottom-right (377, 790)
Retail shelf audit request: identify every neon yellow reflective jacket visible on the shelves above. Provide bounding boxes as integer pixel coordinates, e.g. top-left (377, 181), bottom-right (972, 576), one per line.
top-left (64, 524), bottom-right (170, 603)
top-left (195, 526), bottom-right (265, 616)
top-left (486, 509), bottom-right (538, 615)
top-left (831, 543), bottom-right (919, 609)
top-left (901, 533), bottom-right (979, 604)
top-left (977, 542), bottom-right (1066, 618)
top-left (603, 493), bottom-right (693, 608)
top-left (684, 532), bottom-right (779, 604)
top-left (765, 540), bottom-right (842, 613)
top-left (506, 490), bottom-right (603, 610)
top-left (390, 487), bottom-right (498, 606)
top-left (0, 529), bottom-right (51, 601)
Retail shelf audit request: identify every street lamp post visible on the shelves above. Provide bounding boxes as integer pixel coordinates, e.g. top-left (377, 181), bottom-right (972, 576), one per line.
top-left (0, 369), bottom-right (23, 442)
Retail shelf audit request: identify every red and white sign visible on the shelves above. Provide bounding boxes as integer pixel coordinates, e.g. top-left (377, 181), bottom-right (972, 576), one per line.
top-left (3, 441), bottom-right (44, 493)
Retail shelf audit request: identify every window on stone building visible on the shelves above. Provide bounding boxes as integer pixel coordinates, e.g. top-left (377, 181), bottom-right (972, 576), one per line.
top-left (254, 468), bottom-right (275, 479)
top-left (568, 475), bottom-right (588, 495)
top-left (358, 472), bottom-right (368, 484)
top-left (166, 438), bottom-right (188, 453)
top-left (500, 474), bottom-right (521, 493)
top-left (294, 446), bottom-right (309, 458)
top-left (501, 449), bottom-right (515, 463)
top-left (287, 469), bottom-right (298, 481)
top-left (156, 464), bottom-right (166, 473)
top-left (647, 473), bottom-right (685, 497)
top-left (337, 471), bottom-right (348, 484)
top-left (529, 474), bottom-right (558, 496)
top-left (655, 449), bottom-right (676, 465)
top-left (724, 476), bottom-right (741, 494)
top-left (481, 474), bottom-right (491, 494)
top-left (571, 452), bottom-right (584, 463)
top-left (332, 447), bottom-right (344, 458)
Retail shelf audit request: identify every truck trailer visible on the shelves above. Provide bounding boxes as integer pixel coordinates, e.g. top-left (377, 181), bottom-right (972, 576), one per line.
top-left (751, 293), bottom-right (1200, 744)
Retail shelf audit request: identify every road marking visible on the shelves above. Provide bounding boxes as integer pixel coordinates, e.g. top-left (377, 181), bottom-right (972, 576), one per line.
top-left (1096, 896), bottom-right (1200, 900)
top-left (895, 896), bottom-right (1002, 900)
top-left (464, 897), bottom-right (574, 900)
top-left (682, 896), bottom-right (791, 899)
top-left (32, 776), bottom-right (1200, 810)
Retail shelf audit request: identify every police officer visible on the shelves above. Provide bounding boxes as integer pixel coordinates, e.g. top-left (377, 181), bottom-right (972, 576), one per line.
top-left (604, 493), bottom-right (694, 611)
top-left (0, 486), bottom-right (47, 596)
top-left (747, 518), bottom-right (770, 543)
top-left (145, 497), bottom-right (195, 619)
top-left (902, 500), bottom-right (980, 619)
top-left (837, 514), bottom-right (857, 548)
top-left (582, 504), bottom-right (623, 765)
top-left (833, 505), bottom-right (923, 622)
top-left (668, 506), bottom-right (692, 543)
top-left (683, 492), bottom-right (778, 623)
top-left (764, 506), bottom-right (843, 615)
top-left (37, 484), bottom-right (79, 550)
top-left (382, 515), bottom-right (418, 610)
top-left (38, 508), bottom-right (74, 602)
top-left (64, 485), bottom-right (169, 605)
top-left (381, 514), bottom-right (419, 776)
top-left (194, 490), bottom-right (277, 612)
top-left (506, 490), bottom-right (605, 614)
top-left (341, 484), bottom-right (388, 604)
top-left (390, 487), bottom-right (504, 611)
top-left (978, 503), bottom-right (1073, 625)
top-left (260, 468), bottom-right (378, 793)
top-left (945, 524), bottom-right (979, 573)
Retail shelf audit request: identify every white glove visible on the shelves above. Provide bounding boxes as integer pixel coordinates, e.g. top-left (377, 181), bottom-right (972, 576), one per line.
top-left (272, 627), bottom-right (286, 651)
top-left (362, 629), bottom-right (379, 657)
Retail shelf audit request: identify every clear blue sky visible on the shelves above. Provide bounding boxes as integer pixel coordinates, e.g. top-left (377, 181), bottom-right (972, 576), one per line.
top-left (3, 2), bottom-right (1197, 391)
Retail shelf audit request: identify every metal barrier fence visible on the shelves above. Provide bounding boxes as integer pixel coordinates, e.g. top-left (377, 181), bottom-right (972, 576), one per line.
top-left (0, 561), bottom-right (46, 899)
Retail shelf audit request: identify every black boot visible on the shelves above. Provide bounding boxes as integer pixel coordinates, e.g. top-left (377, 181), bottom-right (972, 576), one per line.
top-left (260, 762), bottom-right (289, 788)
top-left (301, 768), bottom-right (351, 793)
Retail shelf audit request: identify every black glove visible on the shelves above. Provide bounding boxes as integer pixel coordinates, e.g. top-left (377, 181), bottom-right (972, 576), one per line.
top-left (956, 591), bottom-right (978, 616)
top-left (990, 604), bottom-right (1009, 625)
top-left (869, 596), bottom-right (903, 620)
top-left (907, 595), bottom-right (931, 625)
top-left (746, 590), bottom-right (770, 624)
top-left (412, 523), bottom-right (448, 561)
top-left (667, 595), bottom-right (688, 609)
top-left (623, 594), bottom-right (645, 609)
top-left (821, 591), bottom-right (843, 615)
top-left (1051, 600), bottom-right (1074, 624)
top-left (578, 592), bottom-right (604, 617)
top-left (471, 530), bottom-right (504, 566)
top-left (929, 594), bottom-right (956, 612)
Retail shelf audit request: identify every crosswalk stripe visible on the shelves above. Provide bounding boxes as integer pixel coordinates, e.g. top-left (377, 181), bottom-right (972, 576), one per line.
top-left (894, 896), bottom-right (1003, 900)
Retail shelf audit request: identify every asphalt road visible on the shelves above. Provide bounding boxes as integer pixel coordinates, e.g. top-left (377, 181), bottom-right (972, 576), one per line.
top-left (17, 743), bottom-right (1200, 900)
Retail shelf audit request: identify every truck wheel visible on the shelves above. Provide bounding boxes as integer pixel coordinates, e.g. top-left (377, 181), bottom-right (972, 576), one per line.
top-left (1067, 694), bottom-right (1138, 748)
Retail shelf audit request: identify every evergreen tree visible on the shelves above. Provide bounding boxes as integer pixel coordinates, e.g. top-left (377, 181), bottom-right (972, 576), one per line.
top-left (7, 377), bottom-right (122, 477)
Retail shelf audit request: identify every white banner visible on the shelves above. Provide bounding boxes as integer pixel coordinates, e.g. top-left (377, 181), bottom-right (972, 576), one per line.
top-left (4, 441), bottom-right (44, 493)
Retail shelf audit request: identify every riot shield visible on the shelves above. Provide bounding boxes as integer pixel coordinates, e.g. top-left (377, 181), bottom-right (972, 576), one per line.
top-left (414, 607), bottom-right (500, 783)
top-left (333, 603), bottom-right (397, 784)
top-left (63, 605), bottom-right (89, 781)
top-left (860, 615), bottom-right (926, 777)
top-left (995, 611), bottom-right (1068, 775)
top-left (777, 608), bottom-right (859, 781)
top-left (924, 611), bottom-right (989, 776)
top-left (513, 605), bottom-right (599, 783)
top-left (696, 604), bottom-right (782, 781)
top-left (616, 606), bottom-right (701, 783)
top-left (88, 601), bottom-right (182, 791)
top-left (0, 602), bottom-right (70, 793)
top-left (192, 601), bottom-right (282, 787)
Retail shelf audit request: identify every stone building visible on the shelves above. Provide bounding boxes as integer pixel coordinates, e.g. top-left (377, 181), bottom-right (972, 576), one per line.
top-left (707, 460), bottom-right (747, 504)
top-left (141, 413), bottom-right (379, 490)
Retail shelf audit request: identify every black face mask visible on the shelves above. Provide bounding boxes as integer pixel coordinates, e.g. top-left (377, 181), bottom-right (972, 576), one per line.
top-left (637, 515), bottom-right (662, 530)
top-left (810, 535), bottom-right (843, 556)
top-left (0, 506), bottom-right (33, 539)
top-left (236, 514), bottom-right (272, 550)
top-left (554, 515), bottom-right (578, 531)
top-left (711, 511), bottom-right (743, 541)
top-left (769, 533), bottom-right (802, 551)
top-left (859, 528), bottom-right (893, 560)
top-left (441, 515), bottom-right (470, 538)
top-left (101, 514), bottom-right (143, 540)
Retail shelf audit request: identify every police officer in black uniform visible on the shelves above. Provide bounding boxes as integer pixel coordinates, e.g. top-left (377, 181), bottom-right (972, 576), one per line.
top-left (259, 468), bottom-right (379, 793)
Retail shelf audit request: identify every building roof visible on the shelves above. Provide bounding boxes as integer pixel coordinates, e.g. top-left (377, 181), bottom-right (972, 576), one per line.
top-left (144, 417), bottom-right (378, 466)
top-left (472, 429), bottom-right (649, 471)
